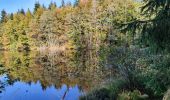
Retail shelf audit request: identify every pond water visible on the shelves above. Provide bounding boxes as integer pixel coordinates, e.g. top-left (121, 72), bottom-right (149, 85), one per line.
top-left (0, 51), bottom-right (113, 100)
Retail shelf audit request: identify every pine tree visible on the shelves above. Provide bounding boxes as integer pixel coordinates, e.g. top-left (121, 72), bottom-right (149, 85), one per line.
top-left (26, 9), bottom-right (32, 18)
top-left (0, 9), bottom-right (7, 23)
top-left (74, 0), bottom-right (80, 7)
top-left (10, 13), bottom-right (13, 20)
top-left (48, 2), bottom-right (57, 10)
top-left (20, 9), bottom-right (25, 15)
top-left (25, 9), bottom-right (32, 24)
top-left (61, 0), bottom-right (65, 7)
top-left (34, 2), bottom-right (41, 13)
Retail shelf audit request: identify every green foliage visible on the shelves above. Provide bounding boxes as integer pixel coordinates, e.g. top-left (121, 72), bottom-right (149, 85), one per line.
top-left (80, 78), bottom-right (127, 100)
top-left (136, 54), bottom-right (170, 97)
top-left (117, 1), bottom-right (170, 98)
top-left (124, 0), bottom-right (170, 52)
top-left (80, 88), bottom-right (111, 100)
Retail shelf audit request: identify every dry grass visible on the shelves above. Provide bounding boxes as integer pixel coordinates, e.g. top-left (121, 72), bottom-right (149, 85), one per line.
top-left (38, 45), bottom-right (66, 53)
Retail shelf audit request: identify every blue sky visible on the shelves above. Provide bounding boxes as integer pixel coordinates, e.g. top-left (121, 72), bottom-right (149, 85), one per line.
top-left (0, 0), bottom-right (75, 13)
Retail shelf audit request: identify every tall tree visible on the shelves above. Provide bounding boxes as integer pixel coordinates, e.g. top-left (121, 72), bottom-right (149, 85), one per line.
top-left (74, 0), bottom-right (80, 7)
top-left (0, 9), bottom-right (7, 23)
top-left (20, 9), bottom-right (25, 15)
top-left (10, 13), bottom-right (13, 20)
top-left (34, 2), bottom-right (41, 13)
top-left (26, 9), bottom-right (32, 19)
top-left (61, 0), bottom-right (65, 7)
top-left (48, 2), bottom-right (57, 10)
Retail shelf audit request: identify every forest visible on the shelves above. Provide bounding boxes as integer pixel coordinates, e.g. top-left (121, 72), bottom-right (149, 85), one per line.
top-left (0, 0), bottom-right (170, 100)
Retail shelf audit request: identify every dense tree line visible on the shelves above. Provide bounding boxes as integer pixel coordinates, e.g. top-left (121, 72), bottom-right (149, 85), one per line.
top-left (0, 0), bottom-right (136, 51)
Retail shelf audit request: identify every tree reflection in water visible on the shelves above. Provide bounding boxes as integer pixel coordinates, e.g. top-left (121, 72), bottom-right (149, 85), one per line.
top-left (0, 49), bottom-right (114, 99)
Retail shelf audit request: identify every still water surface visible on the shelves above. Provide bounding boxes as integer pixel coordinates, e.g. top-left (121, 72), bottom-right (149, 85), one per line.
top-left (0, 51), bottom-right (113, 100)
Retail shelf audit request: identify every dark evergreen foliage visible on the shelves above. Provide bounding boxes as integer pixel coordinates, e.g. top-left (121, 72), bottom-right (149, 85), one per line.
top-left (34, 2), bottom-right (41, 13)
top-left (74, 0), bottom-right (80, 7)
top-left (61, 0), bottom-right (65, 7)
top-left (123, 0), bottom-right (170, 52)
top-left (0, 9), bottom-right (7, 23)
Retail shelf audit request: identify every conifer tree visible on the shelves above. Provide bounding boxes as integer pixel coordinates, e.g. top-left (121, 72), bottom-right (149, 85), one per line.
top-left (10, 13), bottom-right (13, 20)
top-left (74, 0), bottom-right (80, 7)
top-left (0, 9), bottom-right (7, 23)
top-left (48, 2), bottom-right (57, 10)
top-left (20, 9), bottom-right (25, 15)
top-left (61, 0), bottom-right (65, 7)
top-left (26, 9), bottom-right (32, 19)
top-left (125, 0), bottom-right (170, 52)
top-left (34, 2), bottom-right (41, 13)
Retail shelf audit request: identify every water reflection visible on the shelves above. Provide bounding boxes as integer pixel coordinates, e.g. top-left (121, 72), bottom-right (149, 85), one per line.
top-left (0, 50), bottom-right (113, 100)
